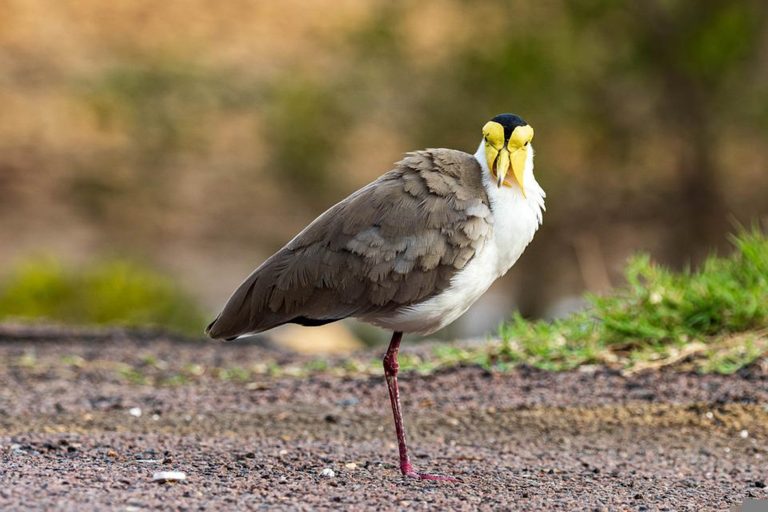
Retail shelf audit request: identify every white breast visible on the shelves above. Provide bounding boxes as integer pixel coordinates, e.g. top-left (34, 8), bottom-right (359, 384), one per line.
top-left (367, 143), bottom-right (545, 334)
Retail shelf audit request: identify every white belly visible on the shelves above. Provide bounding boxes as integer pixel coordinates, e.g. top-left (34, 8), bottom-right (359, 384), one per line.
top-left (371, 243), bottom-right (502, 334)
top-left (365, 147), bottom-right (545, 335)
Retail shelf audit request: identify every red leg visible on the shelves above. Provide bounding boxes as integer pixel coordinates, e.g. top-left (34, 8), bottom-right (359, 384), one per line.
top-left (383, 331), bottom-right (458, 482)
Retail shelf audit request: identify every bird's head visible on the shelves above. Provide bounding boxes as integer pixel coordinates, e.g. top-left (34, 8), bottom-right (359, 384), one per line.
top-left (481, 114), bottom-right (534, 195)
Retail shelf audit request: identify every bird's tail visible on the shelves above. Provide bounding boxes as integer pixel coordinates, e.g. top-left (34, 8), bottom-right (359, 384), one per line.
top-left (204, 315), bottom-right (236, 341)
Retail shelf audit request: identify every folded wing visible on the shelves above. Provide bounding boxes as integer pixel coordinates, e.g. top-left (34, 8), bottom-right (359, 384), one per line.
top-left (206, 149), bottom-right (492, 340)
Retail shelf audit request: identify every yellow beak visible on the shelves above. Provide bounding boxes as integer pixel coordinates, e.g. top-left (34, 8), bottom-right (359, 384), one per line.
top-left (482, 122), bottom-right (533, 196)
top-left (492, 146), bottom-right (527, 196)
top-left (495, 147), bottom-right (510, 188)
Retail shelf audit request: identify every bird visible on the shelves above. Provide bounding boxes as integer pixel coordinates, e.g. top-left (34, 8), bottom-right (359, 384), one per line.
top-left (206, 113), bottom-right (545, 481)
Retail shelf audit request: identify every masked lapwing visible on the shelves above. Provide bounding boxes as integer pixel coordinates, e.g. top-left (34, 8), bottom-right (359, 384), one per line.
top-left (207, 113), bottom-right (545, 481)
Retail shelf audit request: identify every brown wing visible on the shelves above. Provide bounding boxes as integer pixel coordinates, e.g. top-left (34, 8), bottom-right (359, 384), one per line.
top-left (206, 148), bottom-right (492, 340)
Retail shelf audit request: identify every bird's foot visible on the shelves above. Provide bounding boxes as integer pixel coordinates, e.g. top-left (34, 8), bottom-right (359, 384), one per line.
top-left (404, 471), bottom-right (460, 482)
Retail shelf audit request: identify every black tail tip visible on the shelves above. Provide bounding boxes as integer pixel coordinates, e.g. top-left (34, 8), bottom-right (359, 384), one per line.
top-left (205, 317), bottom-right (239, 341)
top-left (205, 318), bottom-right (219, 338)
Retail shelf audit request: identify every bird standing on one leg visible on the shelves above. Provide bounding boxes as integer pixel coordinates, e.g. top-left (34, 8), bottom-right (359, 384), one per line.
top-left (207, 113), bottom-right (545, 481)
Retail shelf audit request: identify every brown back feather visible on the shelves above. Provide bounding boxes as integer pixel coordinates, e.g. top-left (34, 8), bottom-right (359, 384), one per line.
top-left (206, 149), bottom-right (492, 339)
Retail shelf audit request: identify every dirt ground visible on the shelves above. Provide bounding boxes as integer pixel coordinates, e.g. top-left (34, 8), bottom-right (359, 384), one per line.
top-left (1, 326), bottom-right (767, 511)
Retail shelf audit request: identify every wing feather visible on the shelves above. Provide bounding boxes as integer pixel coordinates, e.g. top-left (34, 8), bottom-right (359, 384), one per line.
top-left (206, 149), bottom-right (492, 339)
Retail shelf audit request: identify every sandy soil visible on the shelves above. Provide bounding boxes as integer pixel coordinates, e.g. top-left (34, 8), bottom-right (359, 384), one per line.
top-left (1, 326), bottom-right (767, 511)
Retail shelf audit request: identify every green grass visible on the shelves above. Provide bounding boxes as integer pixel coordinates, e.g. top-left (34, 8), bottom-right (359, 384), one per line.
top-left (496, 227), bottom-right (768, 373)
top-left (0, 257), bottom-right (206, 336)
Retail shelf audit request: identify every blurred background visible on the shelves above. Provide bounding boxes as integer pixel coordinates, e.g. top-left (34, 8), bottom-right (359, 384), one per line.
top-left (1, 0), bottom-right (768, 348)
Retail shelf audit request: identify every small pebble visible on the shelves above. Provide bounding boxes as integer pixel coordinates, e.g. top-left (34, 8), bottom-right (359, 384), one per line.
top-left (152, 471), bottom-right (186, 483)
top-left (345, 462), bottom-right (357, 470)
top-left (320, 468), bottom-right (335, 478)
top-left (705, 412), bottom-right (714, 419)
top-left (337, 397), bottom-right (359, 407)
top-left (129, 407), bottom-right (142, 418)
top-left (739, 429), bottom-right (749, 439)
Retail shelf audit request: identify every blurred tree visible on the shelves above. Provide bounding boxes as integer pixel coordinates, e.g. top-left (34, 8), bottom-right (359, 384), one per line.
top-left (566, 0), bottom-right (768, 256)
top-left (74, 59), bottom-right (259, 242)
top-left (263, 79), bottom-right (351, 206)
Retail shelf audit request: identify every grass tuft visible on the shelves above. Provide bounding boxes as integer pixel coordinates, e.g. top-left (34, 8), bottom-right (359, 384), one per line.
top-left (497, 227), bottom-right (768, 372)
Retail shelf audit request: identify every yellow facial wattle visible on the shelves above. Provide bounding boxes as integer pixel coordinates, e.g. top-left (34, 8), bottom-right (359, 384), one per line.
top-left (482, 121), bottom-right (534, 195)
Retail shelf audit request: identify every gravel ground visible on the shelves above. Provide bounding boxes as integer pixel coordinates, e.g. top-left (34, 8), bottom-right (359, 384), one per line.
top-left (1, 326), bottom-right (767, 511)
